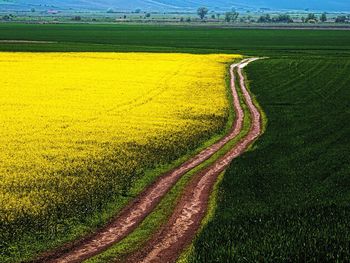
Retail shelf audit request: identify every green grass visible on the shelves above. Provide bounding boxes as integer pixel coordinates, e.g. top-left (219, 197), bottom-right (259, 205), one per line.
top-left (1, 24), bottom-right (350, 56)
top-left (187, 57), bottom-right (350, 262)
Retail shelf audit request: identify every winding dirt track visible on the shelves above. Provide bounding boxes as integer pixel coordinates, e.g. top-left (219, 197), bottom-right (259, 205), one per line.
top-left (126, 58), bottom-right (262, 263)
top-left (39, 58), bottom-right (261, 263)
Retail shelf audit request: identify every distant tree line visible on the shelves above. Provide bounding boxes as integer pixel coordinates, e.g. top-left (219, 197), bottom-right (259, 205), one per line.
top-left (1, 14), bottom-right (14, 21)
top-left (55, 6), bottom-right (350, 24)
top-left (258, 13), bottom-right (293, 23)
top-left (194, 6), bottom-right (350, 24)
top-left (257, 12), bottom-right (350, 24)
top-left (196, 7), bottom-right (239, 22)
top-left (225, 11), bottom-right (239, 22)
top-left (335, 15), bottom-right (350, 23)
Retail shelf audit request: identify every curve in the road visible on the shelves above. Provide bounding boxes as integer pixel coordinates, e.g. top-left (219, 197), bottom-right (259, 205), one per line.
top-left (37, 58), bottom-right (249, 263)
top-left (127, 58), bottom-right (263, 263)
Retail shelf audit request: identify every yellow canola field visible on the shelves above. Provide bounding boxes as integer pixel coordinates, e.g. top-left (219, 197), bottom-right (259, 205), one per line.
top-left (0, 52), bottom-right (240, 230)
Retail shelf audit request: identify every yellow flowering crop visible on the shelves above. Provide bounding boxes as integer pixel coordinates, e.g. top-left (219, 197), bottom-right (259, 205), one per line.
top-left (0, 52), bottom-right (240, 242)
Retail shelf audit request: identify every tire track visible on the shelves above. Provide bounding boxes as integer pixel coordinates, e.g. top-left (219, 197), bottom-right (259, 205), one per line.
top-left (126, 58), bottom-right (263, 263)
top-left (36, 58), bottom-right (248, 263)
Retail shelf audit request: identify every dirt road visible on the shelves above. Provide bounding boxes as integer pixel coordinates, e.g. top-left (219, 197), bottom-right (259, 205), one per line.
top-left (126, 58), bottom-right (262, 263)
top-left (38, 58), bottom-right (261, 263)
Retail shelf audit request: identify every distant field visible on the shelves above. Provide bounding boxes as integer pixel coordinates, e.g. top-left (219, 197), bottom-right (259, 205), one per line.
top-left (0, 52), bottom-right (239, 262)
top-left (1, 24), bottom-right (350, 56)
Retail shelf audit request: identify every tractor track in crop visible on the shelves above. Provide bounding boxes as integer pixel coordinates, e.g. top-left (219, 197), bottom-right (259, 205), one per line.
top-left (34, 58), bottom-right (262, 263)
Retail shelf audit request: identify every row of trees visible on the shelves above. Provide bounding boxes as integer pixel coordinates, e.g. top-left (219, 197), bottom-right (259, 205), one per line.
top-left (258, 13), bottom-right (350, 23)
top-left (9, 6), bottom-right (348, 24)
top-left (258, 14), bottom-right (293, 23)
top-left (259, 13), bottom-right (329, 23)
top-left (299, 13), bottom-right (347, 23)
top-left (197, 7), bottom-right (350, 24)
top-left (197, 7), bottom-right (240, 22)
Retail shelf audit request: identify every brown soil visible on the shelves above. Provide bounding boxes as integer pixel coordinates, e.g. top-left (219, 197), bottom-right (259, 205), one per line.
top-left (32, 58), bottom-right (258, 263)
top-left (125, 58), bottom-right (262, 263)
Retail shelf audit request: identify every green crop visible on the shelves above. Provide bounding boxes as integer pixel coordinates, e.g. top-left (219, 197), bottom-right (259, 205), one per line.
top-left (187, 57), bottom-right (350, 262)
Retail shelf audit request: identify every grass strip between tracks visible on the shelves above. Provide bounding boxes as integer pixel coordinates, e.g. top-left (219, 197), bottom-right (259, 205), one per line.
top-left (177, 67), bottom-right (268, 263)
top-left (85, 61), bottom-right (254, 263)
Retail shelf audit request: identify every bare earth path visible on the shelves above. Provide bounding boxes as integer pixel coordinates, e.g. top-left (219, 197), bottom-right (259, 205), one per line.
top-left (126, 58), bottom-right (262, 263)
top-left (39, 58), bottom-right (260, 263)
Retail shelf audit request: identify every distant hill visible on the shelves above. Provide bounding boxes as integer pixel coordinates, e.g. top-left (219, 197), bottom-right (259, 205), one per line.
top-left (1, 0), bottom-right (350, 12)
